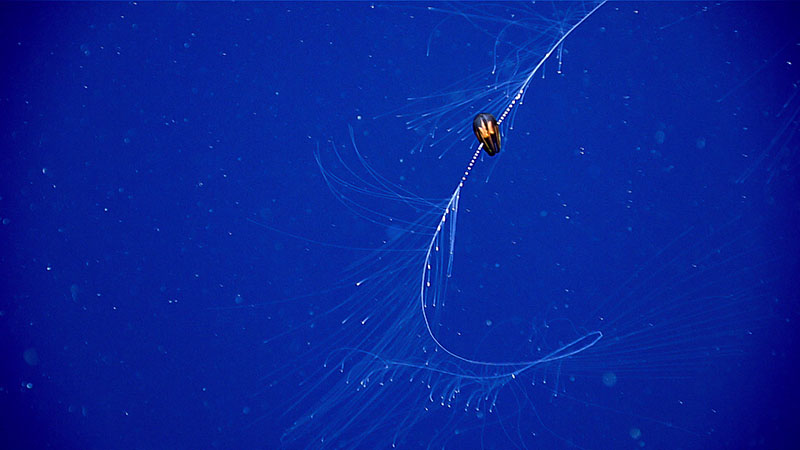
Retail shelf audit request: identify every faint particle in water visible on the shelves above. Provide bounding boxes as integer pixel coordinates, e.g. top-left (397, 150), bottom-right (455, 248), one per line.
top-left (23, 348), bottom-right (39, 366)
top-left (67, 405), bottom-right (89, 417)
top-left (235, 294), bottom-right (244, 305)
top-left (629, 427), bottom-right (642, 440)
top-left (602, 371), bottom-right (617, 387)
top-left (654, 129), bottom-right (666, 144)
top-left (696, 137), bottom-right (707, 149)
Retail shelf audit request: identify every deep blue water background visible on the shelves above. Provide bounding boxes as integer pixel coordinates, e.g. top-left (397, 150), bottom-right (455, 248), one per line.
top-left (1, 2), bottom-right (798, 449)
